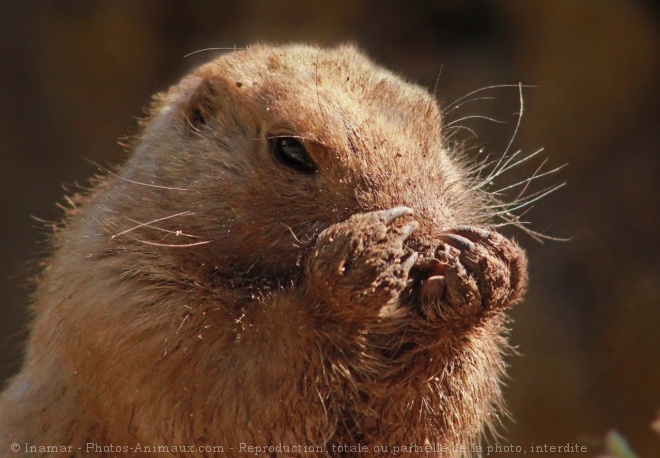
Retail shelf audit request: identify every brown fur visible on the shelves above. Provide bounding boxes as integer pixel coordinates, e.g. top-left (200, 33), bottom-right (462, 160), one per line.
top-left (0, 44), bottom-right (527, 457)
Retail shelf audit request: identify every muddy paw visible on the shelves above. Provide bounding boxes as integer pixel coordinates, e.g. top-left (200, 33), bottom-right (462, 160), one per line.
top-left (420, 226), bottom-right (527, 317)
top-left (306, 207), bottom-right (419, 314)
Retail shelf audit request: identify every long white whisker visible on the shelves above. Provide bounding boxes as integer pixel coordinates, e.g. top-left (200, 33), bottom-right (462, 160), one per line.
top-left (448, 83), bottom-right (535, 108)
top-left (444, 125), bottom-right (479, 141)
top-left (91, 162), bottom-right (195, 192)
top-left (445, 96), bottom-right (496, 114)
top-left (432, 64), bottom-right (444, 96)
top-left (500, 83), bottom-right (525, 161)
top-left (489, 183), bottom-right (566, 213)
top-left (134, 239), bottom-right (214, 248)
top-left (485, 185), bottom-right (557, 209)
top-left (493, 211), bottom-right (569, 242)
top-left (183, 46), bottom-right (245, 58)
top-left (445, 115), bottom-right (505, 127)
top-left (112, 212), bottom-right (195, 239)
top-left (484, 148), bottom-right (547, 187)
top-left (514, 158), bottom-right (550, 200)
top-left (475, 149), bottom-right (523, 190)
top-left (491, 161), bottom-right (565, 197)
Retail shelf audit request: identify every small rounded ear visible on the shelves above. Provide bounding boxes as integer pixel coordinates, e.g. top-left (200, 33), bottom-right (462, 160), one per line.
top-left (183, 77), bottom-right (221, 130)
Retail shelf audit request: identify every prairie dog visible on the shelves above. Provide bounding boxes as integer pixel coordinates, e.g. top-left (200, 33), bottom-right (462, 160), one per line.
top-left (1, 44), bottom-right (527, 457)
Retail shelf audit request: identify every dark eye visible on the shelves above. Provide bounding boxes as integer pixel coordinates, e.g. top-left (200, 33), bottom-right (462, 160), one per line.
top-left (271, 137), bottom-right (317, 173)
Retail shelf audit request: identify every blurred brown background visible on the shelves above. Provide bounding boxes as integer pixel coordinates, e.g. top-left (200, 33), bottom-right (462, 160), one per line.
top-left (1, 1), bottom-right (658, 456)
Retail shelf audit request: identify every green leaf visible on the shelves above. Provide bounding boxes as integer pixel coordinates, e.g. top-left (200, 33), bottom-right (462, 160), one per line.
top-left (604, 430), bottom-right (638, 458)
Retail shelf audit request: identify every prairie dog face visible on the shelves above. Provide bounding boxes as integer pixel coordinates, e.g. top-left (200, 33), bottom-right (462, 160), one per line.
top-left (104, 44), bottom-right (477, 283)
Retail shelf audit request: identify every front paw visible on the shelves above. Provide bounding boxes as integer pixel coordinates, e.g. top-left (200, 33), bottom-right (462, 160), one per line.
top-left (420, 227), bottom-right (527, 318)
top-left (305, 207), bottom-right (419, 314)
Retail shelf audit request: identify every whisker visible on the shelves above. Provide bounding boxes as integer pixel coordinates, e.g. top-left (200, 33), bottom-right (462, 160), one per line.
top-left (491, 205), bottom-right (535, 228)
top-left (474, 84), bottom-right (528, 189)
top-left (475, 149), bottom-right (522, 191)
top-left (443, 125), bottom-right (479, 141)
top-left (432, 64), bottom-right (444, 97)
top-left (184, 46), bottom-right (245, 58)
top-left (500, 83), bottom-right (525, 161)
top-left (445, 96), bottom-right (496, 114)
top-left (488, 183), bottom-right (566, 213)
top-left (88, 161), bottom-right (195, 192)
top-left (513, 162), bottom-right (563, 203)
top-left (281, 223), bottom-right (305, 247)
top-left (511, 158), bottom-right (550, 200)
top-left (448, 84), bottom-right (563, 242)
top-left (125, 219), bottom-right (208, 239)
top-left (493, 210), bottom-right (569, 242)
top-left (134, 239), bottom-right (214, 248)
top-left (490, 161), bottom-right (565, 196)
top-left (111, 212), bottom-right (195, 239)
top-left (445, 115), bottom-right (505, 127)
top-left (448, 83), bottom-right (535, 108)
top-left (479, 148), bottom-right (547, 190)
top-left (496, 147), bottom-right (546, 178)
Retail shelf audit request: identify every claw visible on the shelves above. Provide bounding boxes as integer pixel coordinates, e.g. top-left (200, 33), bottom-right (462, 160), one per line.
top-left (436, 251), bottom-right (456, 264)
top-left (397, 221), bottom-right (419, 240)
top-left (373, 206), bottom-right (414, 224)
top-left (400, 251), bottom-right (419, 271)
top-left (439, 233), bottom-right (475, 251)
top-left (453, 226), bottom-right (491, 240)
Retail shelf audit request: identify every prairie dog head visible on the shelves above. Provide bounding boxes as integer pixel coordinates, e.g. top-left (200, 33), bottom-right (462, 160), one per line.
top-left (93, 44), bottom-right (484, 286)
top-left (5, 44), bottom-right (529, 452)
